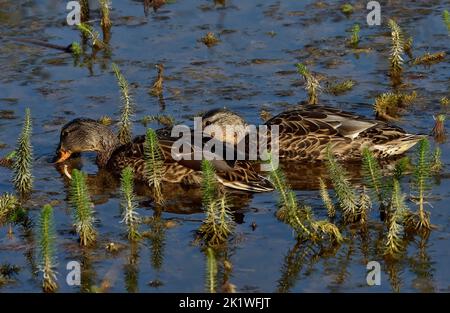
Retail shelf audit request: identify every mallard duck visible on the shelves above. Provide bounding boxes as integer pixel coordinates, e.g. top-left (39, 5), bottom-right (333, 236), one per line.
top-left (201, 105), bottom-right (424, 161)
top-left (54, 118), bottom-right (273, 192)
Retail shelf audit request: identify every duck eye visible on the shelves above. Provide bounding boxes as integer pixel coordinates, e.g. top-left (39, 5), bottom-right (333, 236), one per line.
top-left (62, 130), bottom-right (69, 137)
top-left (205, 121), bottom-right (212, 127)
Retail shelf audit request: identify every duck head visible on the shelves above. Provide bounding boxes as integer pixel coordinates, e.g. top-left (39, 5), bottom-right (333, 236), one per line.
top-left (201, 108), bottom-right (249, 145)
top-left (54, 118), bottom-right (119, 167)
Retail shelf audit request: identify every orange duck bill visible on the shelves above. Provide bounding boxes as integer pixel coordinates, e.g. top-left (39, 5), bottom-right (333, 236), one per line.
top-left (54, 149), bottom-right (72, 163)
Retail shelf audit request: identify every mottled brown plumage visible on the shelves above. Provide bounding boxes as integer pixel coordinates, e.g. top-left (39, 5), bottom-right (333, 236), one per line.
top-left (54, 119), bottom-right (273, 193)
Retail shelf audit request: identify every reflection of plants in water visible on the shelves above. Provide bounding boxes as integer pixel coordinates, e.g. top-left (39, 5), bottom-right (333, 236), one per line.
top-left (431, 114), bottom-right (446, 143)
top-left (408, 235), bottom-right (435, 292)
top-left (276, 241), bottom-right (320, 293)
top-left (147, 212), bottom-right (166, 271)
top-left (124, 242), bottom-right (140, 293)
top-left (80, 250), bottom-right (97, 292)
top-left (150, 64), bottom-right (165, 97)
top-left (205, 247), bottom-right (218, 293)
top-left (99, 0), bottom-right (112, 43)
top-left (385, 260), bottom-right (402, 292)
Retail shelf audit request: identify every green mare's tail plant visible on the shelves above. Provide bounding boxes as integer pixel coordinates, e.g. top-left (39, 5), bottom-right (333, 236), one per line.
top-left (200, 32), bottom-right (220, 47)
top-left (77, 23), bottom-right (105, 50)
top-left (349, 24), bottom-right (360, 47)
top-left (319, 178), bottom-right (335, 218)
top-left (403, 36), bottom-right (413, 59)
top-left (205, 247), bottom-right (218, 293)
top-left (120, 167), bottom-right (141, 241)
top-left (268, 154), bottom-right (343, 244)
top-left (384, 180), bottom-right (407, 259)
top-left (296, 63), bottom-right (321, 105)
top-left (388, 19), bottom-right (404, 85)
top-left (38, 205), bottom-right (58, 293)
top-left (326, 80), bottom-right (355, 96)
top-left (144, 129), bottom-right (164, 204)
top-left (69, 169), bottom-right (97, 246)
top-left (410, 138), bottom-right (432, 232)
top-left (358, 187), bottom-right (372, 227)
top-left (99, 0), bottom-right (112, 41)
top-left (112, 63), bottom-right (134, 145)
top-left (0, 194), bottom-right (18, 225)
top-left (393, 156), bottom-right (411, 180)
top-left (361, 148), bottom-right (385, 208)
top-left (373, 91), bottom-right (417, 121)
top-left (431, 114), bottom-right (446, 143)
top-left (198, 160), bottom-right (235, 246)
top-left (13, 108), bottom-right (33, 196)
top-left (326, 147), bottom-right (359, 223)
top-left (443, 10), bottom-right (450, 31)
top-left (70, 42), bottom-right (83, 58)
top-left (431, 147), bottom-right (443, 173)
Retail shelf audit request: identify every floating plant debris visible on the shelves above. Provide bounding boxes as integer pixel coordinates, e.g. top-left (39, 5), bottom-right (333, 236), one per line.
top-left (340, 3), bottom-right (353, 15)
top-left (413, 51), bottom-right (446, 65)
top-left (200, 32), bottom-right (220, 47)
top-left (326, 80), bottom-right (355, 95)
top-left (13, 108), bottom-right (33, 196)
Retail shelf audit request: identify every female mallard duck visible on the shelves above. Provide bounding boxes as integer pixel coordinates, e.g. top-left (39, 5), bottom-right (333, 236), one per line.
top-left (201, 105), bottom-right (424, 161)
top-left (54, 118), bottom-right (273, 192)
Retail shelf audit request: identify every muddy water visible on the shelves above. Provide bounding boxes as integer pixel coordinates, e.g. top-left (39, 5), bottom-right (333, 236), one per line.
top-left (0, 0), bottom-right (449, 292)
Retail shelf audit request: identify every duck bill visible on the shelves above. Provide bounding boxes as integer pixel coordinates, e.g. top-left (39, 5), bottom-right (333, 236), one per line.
top-left (54, 149), bottom-right (72, 163)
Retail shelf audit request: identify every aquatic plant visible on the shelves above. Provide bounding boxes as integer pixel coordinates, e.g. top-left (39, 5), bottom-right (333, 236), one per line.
top-left (411, 139), bottom-right (432, 231)
top-left (326, 80), bottom-right (355, 95)
top-left (296, 63), bottom-right (321, 105)
top-left (144, 0), bottom-right (167, 15)
top-left (70, 42), bottom-right (83, 57)
top-left (358, 187), bottom-right (371, 226)
top-left (393, 157), bottom-right (411, 181)
top-left (112, 63), bottom-right (134, 145)
top-left (99, 0), bottom-right (112, 39)
top-left (201, 32), bottom-right (220, 47)
top-left (13, 108), bottom-right (33, 196)
top-left (38, 204), bottom-right (58, 293)
top-left (140, 114), bottom-right (174, 128)
top-left (431, 147), bottom-right (443, 173)
top-left (144, 128), bottom-right (164, 204)
top-left (349, 24), bottom-right (360, 47)
top-left (413, 52), bottom-right (446, 65)
top-left (384, 180), bottom-right (406, 259)
top-left (120, 167), bottom-right (141, 241)
top-left (340, 4), bottom-right (353, 15)
top-left (443, 10), bottom-right (450, 31)
top-left (198, 160), bottom-right (235, 246)
top-left (0, 194), bottom-right (18, 225)
top-left (403, 36), bottom-right (413, 59)
top-left (150, 64), bottom-right (164, 97)
top-left (269, 155), bottom-right (342, 243)
top-left (259, 109), bottom-right (272, 122)
top-left (319, 178), bottom-right (335, 218)
top-left (98, 115), bottom-right (113, 126)
top-left (431, 114), bottom-right (446, 143)
top-left (374, 91), bottom-right (417, 120)
top-left (326, 147), bottom-right (359, 223)
top-left (69, 169), bottom-right (97, 246)
top-left (79, 0), bottom-right (90, 22)
top-left (361, 148), bottom-right (384, 205)
top-left (77, 23), bottom-right (105, 50)
top-left (205, 247), bottom-right (218, 293)
top-left (440, 97), bottom-right (450, 107)
top-left (388, 19), bottom-right (404, 84)
top-left (0, 150), bottom-right (16, 168)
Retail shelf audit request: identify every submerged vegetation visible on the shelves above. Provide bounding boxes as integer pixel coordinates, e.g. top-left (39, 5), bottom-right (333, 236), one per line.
top-left (38, 204), bottom-right (58, 293)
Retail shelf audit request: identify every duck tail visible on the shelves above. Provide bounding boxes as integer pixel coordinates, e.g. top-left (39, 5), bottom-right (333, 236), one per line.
top-left (217, 175), bottom-right (274, 193)
top-left (373, 134), bottom-right (426, 157)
